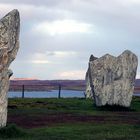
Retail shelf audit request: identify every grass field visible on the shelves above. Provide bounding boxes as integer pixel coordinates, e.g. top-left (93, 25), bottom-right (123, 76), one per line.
top-left (0, 97), bottom-right (139, 139)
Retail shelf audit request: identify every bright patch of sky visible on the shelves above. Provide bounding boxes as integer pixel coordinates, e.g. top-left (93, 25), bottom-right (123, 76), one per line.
top-left (33, 20), bottom-right (93, 36)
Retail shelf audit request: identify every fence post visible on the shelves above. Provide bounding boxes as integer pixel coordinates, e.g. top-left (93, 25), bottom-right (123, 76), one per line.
top-left (58, 84), bottom-right (61, 98)
top-left (83, 92), bottom-right (86, 99)
top-left (22, 85), bottom-right (24, 98)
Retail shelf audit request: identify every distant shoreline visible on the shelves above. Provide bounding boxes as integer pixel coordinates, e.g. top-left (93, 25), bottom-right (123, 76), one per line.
top-left (9, 79), bottom-right (140, 92)
top-left (9, 80), bottom-right (86, 91)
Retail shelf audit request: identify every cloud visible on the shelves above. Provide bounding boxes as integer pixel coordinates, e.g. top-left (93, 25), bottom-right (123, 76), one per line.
top-left (33, 19), bottom-right (93, 36)
top-left (46, 51), bottom-right (77, 57)
top-left (18, 51), bottom-right (78, 65)
top-left (0, 0), bottom-right (140, 79)
top-left (30, 60), bottom-right (51, 64)
top-left (0, 3), bottom-right (71, 22)
top-left (25, 52), bottom-right (52, 64)
top-left (55, 70), bottom-right (86, 79)
top-left (117, 0), bottom-right (140, 5)
top-left (136, 72), bottom-right (140, 79)
top-left (0, 0), bottom-right (67, 6)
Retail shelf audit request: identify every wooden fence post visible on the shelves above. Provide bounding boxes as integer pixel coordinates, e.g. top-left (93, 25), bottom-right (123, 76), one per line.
top-left (83, 92), bottom-right (86, 99)
top-left (58, 84), bottom-right (61, 98)
top-left (22, 85), bottom-right (24, 98)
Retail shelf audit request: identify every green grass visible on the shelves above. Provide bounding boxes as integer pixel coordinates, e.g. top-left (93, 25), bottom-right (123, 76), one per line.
top-left (0, 97), bottom-right (139, 139)
top-left (0, 123), bottom-right (140, 140)
top-left (0, 124), bottom-right (26, 139)
top-left (8, 97), bottom-right (140, 116)
top-left (8, 98), bottom-right (96, 116)
top-left (33, 123), bottom-right (140, 140)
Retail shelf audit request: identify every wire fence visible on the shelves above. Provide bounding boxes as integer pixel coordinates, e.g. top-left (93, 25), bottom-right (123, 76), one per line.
top-left (9, 84), bottom-right (86, 98)
top-left (8, 84), bottom-right (140, 98)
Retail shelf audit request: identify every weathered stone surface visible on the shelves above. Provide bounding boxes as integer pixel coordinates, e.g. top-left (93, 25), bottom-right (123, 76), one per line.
top-left (0, 9), bottom-right (20, 127)
top-left (85, 55), bottom-right (98, 98)
top-left (85, 50), bottom-right (138, 107)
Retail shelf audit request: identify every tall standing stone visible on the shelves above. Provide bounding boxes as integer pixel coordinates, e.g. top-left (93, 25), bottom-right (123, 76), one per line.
top-left (85, 50), bottom-right (138, 107)
top-left (85, 55), bottom-right (98, 98)
top-left (0, 10), bottom-right (20, 127)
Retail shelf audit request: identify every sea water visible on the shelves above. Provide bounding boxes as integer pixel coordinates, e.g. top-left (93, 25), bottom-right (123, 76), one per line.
top-left (8, 90), bottom-right (140, 98)
top-left (8, 90), bottom-right (85, 98)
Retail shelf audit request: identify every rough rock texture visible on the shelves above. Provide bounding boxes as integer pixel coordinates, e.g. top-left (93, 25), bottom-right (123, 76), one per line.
top-left (85, 55), bottom-right (98, 98)
top-left (85, 50), bottom-right (138, 107)
top-left (0, 10), bottom-right (20, 127)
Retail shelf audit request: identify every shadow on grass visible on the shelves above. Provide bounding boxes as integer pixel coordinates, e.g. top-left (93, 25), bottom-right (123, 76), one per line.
top-left (0, 124), bottom-right (27, 138)
top-left (95, 104), bottom-right (135, 112)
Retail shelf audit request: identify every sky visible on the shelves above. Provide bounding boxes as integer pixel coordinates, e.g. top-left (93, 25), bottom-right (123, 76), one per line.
top-left (0, 0), bottom-right (140, 80)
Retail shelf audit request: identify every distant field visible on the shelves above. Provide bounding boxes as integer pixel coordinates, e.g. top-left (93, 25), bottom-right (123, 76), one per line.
top-left (1, 96), bottom-right (139, 139)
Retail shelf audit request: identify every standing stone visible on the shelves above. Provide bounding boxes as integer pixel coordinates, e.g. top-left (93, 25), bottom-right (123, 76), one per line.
top-left (85, 50), bottom-right (138, 107)
top-left (85, 55), bottom-right (98, 98)
top-left (0, 10), bottom-right (20, 127)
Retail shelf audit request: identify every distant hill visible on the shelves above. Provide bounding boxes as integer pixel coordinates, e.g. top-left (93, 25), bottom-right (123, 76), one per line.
top-left (10, 79), bottom-right (140, 86)
top-left (9, 80), bottom-right (86, 91)
top-left (10, 80), bottom-right (85, 86)
top-left (9, 79), bottom-right (140, 91)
